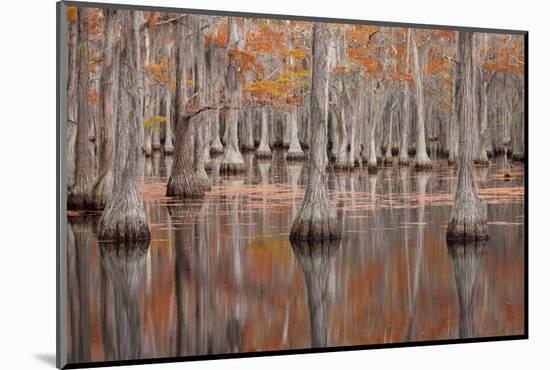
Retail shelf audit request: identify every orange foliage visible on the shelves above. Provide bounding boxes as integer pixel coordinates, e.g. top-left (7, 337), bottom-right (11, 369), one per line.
top-left (483, 36), bottom-right (524, 74)
top-left (426, 48), bottom-right (450, 75)
top-left (148, 12), bottom-right (159, 27)
top-left (205, 18), bottom-right (229, 48)
top-left (433, 29), bottom-right (455, 39)
top-left (229, 49), bottom-right (264, 75)
top-left (246, 24), bottom-right (285, 53)
top-left (347, 49), bottom-right (381, 74)
top-left (391, 65), bottom-right (413, 82)
top-left (145, 59), bottom-right (172, 86)
top-left (331, 65), bottom-right (351, 74)
top-left (67, 6), bottom-right (77, 22)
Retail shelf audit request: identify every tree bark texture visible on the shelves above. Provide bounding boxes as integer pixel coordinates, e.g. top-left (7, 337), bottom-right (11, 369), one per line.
top-left (290, 23), bottom-right (342, 241)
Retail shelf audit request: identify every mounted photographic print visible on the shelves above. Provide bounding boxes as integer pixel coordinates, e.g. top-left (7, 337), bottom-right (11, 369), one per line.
top-left (56, 1), bottom-right (527, 368)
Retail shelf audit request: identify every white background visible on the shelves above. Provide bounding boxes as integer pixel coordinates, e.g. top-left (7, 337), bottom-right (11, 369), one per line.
top-left (0, 0), bottom-right (546, 368)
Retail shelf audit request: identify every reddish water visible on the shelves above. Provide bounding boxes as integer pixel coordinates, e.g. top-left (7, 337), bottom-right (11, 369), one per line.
top-left (66, 150), bottom-right (525, 364)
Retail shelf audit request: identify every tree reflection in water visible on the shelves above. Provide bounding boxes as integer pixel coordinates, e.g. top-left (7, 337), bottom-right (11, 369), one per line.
top-left (99, 240), bottom-right (149, 361)
top-left (67, 217), bottom-right (93, 364)
top-left (170, 201), bottom-right (244, 356)
top-left (447, 240), bottom-right (488, 339)
top-left (291, 239), bottom-right (341, 348)
top-left (66, 152), bottom-right (524, 363)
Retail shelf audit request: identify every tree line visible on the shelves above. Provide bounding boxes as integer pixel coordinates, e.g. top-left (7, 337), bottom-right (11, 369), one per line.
top-left (66, 7), bottom-right (524, 243)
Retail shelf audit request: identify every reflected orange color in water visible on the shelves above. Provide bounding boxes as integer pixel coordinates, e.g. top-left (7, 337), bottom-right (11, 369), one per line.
top-left (67, 151), bottom-right (524, 364)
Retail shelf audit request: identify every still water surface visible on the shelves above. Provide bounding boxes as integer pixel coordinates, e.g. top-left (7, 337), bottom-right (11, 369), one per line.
top-left (67, 150), bottom-right (525, 364)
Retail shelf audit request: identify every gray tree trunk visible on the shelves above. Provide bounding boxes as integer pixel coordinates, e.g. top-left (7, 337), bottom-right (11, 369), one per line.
top-left (446, 32), bottom-right (489, 242)
top-left (256, 107), bottom-right (272, 158)
top-left (68, 8), bottom-right (95, 209)
top-left (210, 108), bottom-right (224, 154)
top-left (163, 87), bottom-right (174, 154)
top-left (191, 15), bottom-right (211, 189)
top-left (398, 31), bottom-right (412, 165)
top-left (98, 10), bottom-right (150, 241)
top-left (411, 30), bottom-right (432, 170)
top-left (166, 17), bottom-right (206, 198)
top-left (220, 18), bottom-right (246, 173)
top-left (285, 21), bottom-right (305, 161)
top-left (290, 23), bottom-right (341, 241)
top-left (66, 12), bottom-right (78, 190)
top-left (384, 105), bottom-right (395, 165)
top-left (93, 9), bottom-right (118, 209)
top-left (287, 107), bottom-right (306, 160)
top-left (448, 44), bottom-right (460, 165)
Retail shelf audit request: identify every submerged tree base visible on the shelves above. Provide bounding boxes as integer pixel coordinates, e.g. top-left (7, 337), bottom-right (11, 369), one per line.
top-left (92, 174), bottom-right (114, 211)
top-left (166, 175), bottom-right (205, 198)
top-left (474, 158), bottom-right (490, 166)
top-left (256, 149), bottom-right (272, 159)
top-left (68, 184), bottom-right (95, 210)
top-left (446, 220), bottom-right (489, 243)
top-left (334, 162), bottom-right (351, 171)
top-left (398, 157), bottom-right (410, 166)
top-left (210, 146), bottom-right (224, 155)
top-left (219, 162), bottom-right (246, 174)
top-left (414, 161), bottom-right (433, 171)
top-left (241, 144), bottom-right (256, 152)
top-left (290, 212), bottom-right (342, 241)
top-left (286, 151), bottom-right (306, 161)
top-left (98, 197), bottom-right (151, 242)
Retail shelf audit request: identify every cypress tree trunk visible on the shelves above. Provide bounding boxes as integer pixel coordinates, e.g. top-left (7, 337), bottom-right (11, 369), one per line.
top-left (142, 26), bottom-right (153, 157)
top-left (194, 117), bottom-right (211, 190)
top-left (98, 10), bottom-right (150, 242)
top-left (411, 30), bottom-right (432, 170)
top-left (287, 107), bottom-right (305, 160)
top-left (448, 50), bottom-right (460, 165)
top-left (330, 110), bottom-right (340, 162)
top-left (210, 108), bottom-right (224, 154)
top-left (333, 104), bottom-right (350, 170)
top-left (241, 108), bottom-right (256, 151)
top-left (256, 107), bottom-right (272, 158)
top-left (163, 88), bottom-right (174, 154)
top-left (290, 23), bottom-right (341, 241)
top-left (68, 8), bottom-right (94, 210)
top-left (93, 9), bottom-right (118, 209)
top-left (220, 18), bottom-right (246, 173)
top-left (399, 31), bottom-right (411, 165)
top-left (384, 106), bottom-right (395, 165)
top-left (511, 88), bottom-right (525, 162)
top-left (285, 21), bottom-right (304, 161)
top-left (191, 15), bottom-right (211, 189)
top-left (446, 32), bottom-right (489, 242)
top-left (368, 86), bottom-right (385, 173)
top-left (66, 11), bottom-right (78, 190)
top-left (166, 17), bottom-right (205, 198)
